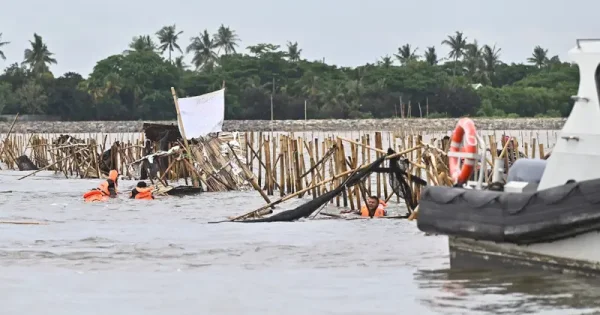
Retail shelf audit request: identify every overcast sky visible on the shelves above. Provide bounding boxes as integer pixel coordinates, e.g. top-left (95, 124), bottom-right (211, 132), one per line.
top-left (0, 0), bottom-right (596, 77)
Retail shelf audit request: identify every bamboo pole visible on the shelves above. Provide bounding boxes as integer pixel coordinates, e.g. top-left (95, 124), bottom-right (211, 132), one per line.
top-left (0, 113), bottom-right (20, 168)
top-left (0, 220), bottom-right (47, 225)
top-left (229, 145), bottom-right (422, 220)
top-left (339, 137), bottom-right (427, 169)
top-left (227, 143), bottom-right (274, 207)
top-left (170, 86), bottom-right (199, 187)
top-left (18, 147), bottom-right (87, 180)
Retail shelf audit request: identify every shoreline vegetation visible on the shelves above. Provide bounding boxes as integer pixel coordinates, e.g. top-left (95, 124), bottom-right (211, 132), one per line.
top-left (0, 118), bottom-right (565, 133)
top-left (0, 27), bottom-right (578, 122)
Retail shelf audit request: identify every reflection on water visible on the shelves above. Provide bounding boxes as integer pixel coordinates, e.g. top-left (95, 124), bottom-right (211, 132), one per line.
top-left (0, 170), bottom-right (599, 314)
top-left (415, 268), bottom-right (600, 315)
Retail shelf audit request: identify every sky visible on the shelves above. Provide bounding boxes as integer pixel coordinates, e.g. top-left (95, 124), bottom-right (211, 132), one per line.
top-left (0, 0), bottom-right (597, 78)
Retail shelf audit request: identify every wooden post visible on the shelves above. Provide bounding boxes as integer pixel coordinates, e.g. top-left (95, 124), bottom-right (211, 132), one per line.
top-left (0, 113), bottom-right (20, 169)
top-left (170, 86), bottom-right (199, 187)
top-left (227, 143), bottom-right (274, 207)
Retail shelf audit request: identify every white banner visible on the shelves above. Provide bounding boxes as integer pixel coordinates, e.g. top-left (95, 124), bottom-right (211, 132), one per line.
top-left (177, 88), bottom-right (225, 138)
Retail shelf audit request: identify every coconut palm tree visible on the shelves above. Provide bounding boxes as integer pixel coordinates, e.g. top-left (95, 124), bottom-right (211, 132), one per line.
top-left (395, 44), bottom-right (419, 65)
top-left (482, 44), bottom-right (501, 74)
top-left (187, 30), bottom-right (218, 71)
top-left (174, 56), bottom-right (188, 71)
top-left (213, 24), bottom-right (239, 55)
top-left (461, 40), bottom-right (491, 85)
top-left (547, 55), bottom-right (562, 68)
top-left (156, 25), bottom-right (183, 62)
top-left (125, 35), bottom-right (157, 54)
top-left (528, 46), bottom-right (548, 68)
top-left (286, 41), bottom-right (302, 61)
top-left (463, 40), bottom-right (485, 75)
top-left (442, 31), bottom-right (468, 75)
top-left (0, 33), bottom-right (9, 60)
top-left (424, 46), bottom-right (438, 65)
top-left (378, 55), bottom-right (393, 68)
top-left (247, 43), bottom-right (280, 56)
top-left (22, 33), bottom-right (57, 74)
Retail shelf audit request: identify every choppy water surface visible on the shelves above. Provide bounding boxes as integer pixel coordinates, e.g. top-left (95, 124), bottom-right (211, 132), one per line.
top-left (1, 171), bottom-right (600, 315)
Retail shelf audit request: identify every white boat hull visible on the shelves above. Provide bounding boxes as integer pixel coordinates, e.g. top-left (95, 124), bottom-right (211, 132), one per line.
top-left (449, 231), bottom-right (600, 276)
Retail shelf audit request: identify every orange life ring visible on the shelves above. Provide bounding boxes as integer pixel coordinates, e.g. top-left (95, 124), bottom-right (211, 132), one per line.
top-left (448, 118), bottom-right (478, 184)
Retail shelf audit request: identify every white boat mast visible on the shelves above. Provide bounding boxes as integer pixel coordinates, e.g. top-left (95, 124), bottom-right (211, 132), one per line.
top-left (538, 39), bottom-right (600, 190)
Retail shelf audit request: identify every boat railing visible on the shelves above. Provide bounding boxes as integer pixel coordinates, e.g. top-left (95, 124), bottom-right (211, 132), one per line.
top-left (575, 38), bottom-right (600, 48)
top-left (447, 134), bottom-right (488, 190)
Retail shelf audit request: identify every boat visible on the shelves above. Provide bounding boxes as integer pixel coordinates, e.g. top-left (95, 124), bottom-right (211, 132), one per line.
top-left (416, 38), bottom-right (600, 276)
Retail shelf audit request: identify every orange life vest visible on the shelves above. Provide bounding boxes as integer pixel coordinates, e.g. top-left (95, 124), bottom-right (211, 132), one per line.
top-left (360, 202), bottom-right (386, 217)
top-left (130, 187), bottom-right (154, 200)
top-left (83, 170), bottom-right (119, 202)
top-left (83, 189), bottom-right (109, 202)
top-left (97, 181), bottom-right (112, 195)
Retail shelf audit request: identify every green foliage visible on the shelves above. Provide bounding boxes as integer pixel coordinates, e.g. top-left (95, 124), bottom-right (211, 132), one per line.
top-left (0, 82), bottom-right (13, 114)
top-left (0, 28), bottom-right (581, 120)
top-left (15, 80), bottom-right (47, 114)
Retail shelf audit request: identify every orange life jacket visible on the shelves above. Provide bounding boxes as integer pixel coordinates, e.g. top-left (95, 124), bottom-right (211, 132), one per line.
top-left (360, 199), bottom-right (387, 217)
top-left (83, 189), bottom-right (109, 202)
top-left (130, 186), bottom-right (154, 200)
top-left (97, 181), bottom-right (112, 196)
top-left (83, 170), bottom-right (119, 202)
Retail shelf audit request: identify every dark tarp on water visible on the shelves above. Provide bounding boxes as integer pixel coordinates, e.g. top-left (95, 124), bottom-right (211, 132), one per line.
top-left (225, 148), bottom-right (426, 223)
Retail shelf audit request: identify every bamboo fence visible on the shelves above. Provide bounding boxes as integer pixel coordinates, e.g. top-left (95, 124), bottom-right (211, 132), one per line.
top-left (0, 129), bottom-right (558, 212)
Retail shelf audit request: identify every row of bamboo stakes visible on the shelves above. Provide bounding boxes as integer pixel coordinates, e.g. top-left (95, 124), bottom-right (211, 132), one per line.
top-left (235, 130), bottom-right (554, 217)
top-left (0, 129), bottom-right (557, 212)
top-left (0, 133), bottom-right (147, 179)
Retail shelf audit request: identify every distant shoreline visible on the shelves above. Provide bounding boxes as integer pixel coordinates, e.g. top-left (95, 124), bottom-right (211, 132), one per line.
top-left (0, 118), bottom-right (566, 133)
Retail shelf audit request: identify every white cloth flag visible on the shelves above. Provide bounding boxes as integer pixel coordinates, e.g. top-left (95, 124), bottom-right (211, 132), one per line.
top-left (177, 88), bottom-right (225, 138)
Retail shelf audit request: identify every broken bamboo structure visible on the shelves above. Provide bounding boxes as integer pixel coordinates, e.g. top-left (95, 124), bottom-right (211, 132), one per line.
top-left (0, 128), bottom-right (558, 216)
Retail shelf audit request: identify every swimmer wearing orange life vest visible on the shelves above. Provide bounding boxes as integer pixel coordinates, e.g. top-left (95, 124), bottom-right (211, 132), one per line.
top-left (83, 170), bottom-right (119, 202)
top-left (341, 195), bottom-right (387, 218)
top-left (129, 181), bottom-right (155, 200)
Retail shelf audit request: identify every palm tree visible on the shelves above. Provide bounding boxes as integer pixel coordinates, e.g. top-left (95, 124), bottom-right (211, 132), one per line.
top-left (246, 43), bottom-right (280, 56)
top-left (125, 35), bottom-right (157, 54)
top-left (286, 41), bottom-right (302, 61)
top-left (101, 72), bottom-right (123, 98)
top-left (528, 46), bottom-right (548, 68)
top-left (187, 30), bottom-right (218, 71)
top-left (174, 56), bottom-right (188, 71)
top-left (548, 55), bottom-right (561, 68)
top-left (463, 40), bottom-right (486, 82)
top-left (213, 24), bottom-right (239, 55)
top-left (424, 46), bottom-right (438, 65)
top-left (378, 55), bottom-right (393, 68)
top-left (482, 44), bottom-right (501, 74)
top-left (22, 33), bottom-right (57, 74)
top-left (0, 33), bottom-right (9, 60)
top-left (395, 44), bottom-right (419, 65)
top-left (156, 25), bottom-right (183, 62)
top-left (442, 31), bottom-right (468, 75)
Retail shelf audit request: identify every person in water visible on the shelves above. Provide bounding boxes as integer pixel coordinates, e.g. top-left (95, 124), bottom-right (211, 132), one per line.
top-left (341, 195), bottom-right (387, 218)
top-left (83, 169), bottom-right (119, 202)
top-left (129, 181), bottom-right (155, 200)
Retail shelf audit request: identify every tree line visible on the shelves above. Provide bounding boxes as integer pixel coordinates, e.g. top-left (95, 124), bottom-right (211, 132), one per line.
top-left (0, 27), bottom-right (579, 121)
